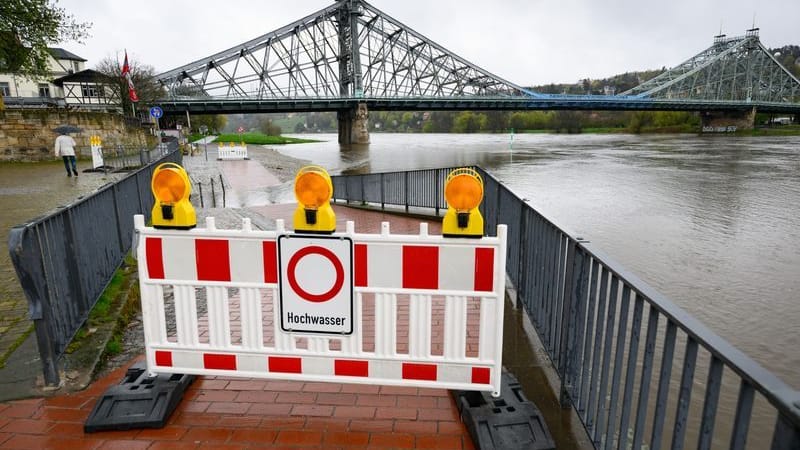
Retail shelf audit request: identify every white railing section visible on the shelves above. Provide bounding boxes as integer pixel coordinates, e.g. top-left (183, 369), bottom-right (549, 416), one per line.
top-left (133, 215), bottom-right (508, 395)
top-left (217, 144), bottom-right (248, 160)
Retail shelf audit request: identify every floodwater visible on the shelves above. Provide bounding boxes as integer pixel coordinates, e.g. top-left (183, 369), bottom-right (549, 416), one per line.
top-left (276, 132), bottom-right (800, 392)
top-left (0, 161), bottom-right (126, 352)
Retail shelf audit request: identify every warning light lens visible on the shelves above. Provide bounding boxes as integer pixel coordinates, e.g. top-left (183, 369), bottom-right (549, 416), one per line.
top-left (295, 169), bottom-right (332, 208)
top-left (445, 172), bottom-right (483, 211)
top-left (152, 168), bottom-right (188, 203)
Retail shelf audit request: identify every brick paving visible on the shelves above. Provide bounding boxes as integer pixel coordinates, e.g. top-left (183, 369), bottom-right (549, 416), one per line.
top-left (0, 156), bottom-right (478, 449)
top-left (0, 354), bottom-right (475, 449)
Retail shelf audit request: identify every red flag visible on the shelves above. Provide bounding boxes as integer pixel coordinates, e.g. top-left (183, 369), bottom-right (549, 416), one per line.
top-left (121, 51), bottom-right (139, 102)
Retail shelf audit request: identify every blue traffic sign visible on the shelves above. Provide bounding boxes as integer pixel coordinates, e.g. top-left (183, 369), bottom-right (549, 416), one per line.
top-left (150, 106), bottom-right (163, 119)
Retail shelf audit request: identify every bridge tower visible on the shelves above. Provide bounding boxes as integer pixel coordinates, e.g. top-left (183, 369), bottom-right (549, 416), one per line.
top-left (153, 0), bottom-right (528, 146)
top-left (623, 28), bottom-right (800, 131)
top-left (336, 0), bottom-right (369, 144)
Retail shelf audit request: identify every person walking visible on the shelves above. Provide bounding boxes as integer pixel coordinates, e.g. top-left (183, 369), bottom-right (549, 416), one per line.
top-left (55, 131), bottom-right (79, 177)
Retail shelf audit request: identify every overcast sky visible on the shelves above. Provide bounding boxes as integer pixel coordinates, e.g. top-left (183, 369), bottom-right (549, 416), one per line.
top-left (58, 0), bottom-right (799, 86)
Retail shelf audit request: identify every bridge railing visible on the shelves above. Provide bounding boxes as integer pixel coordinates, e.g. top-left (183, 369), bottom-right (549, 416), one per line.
top-left (7, 142), bottom-right (181, 387)
top-left (330, 168), bottom-right (800, 449)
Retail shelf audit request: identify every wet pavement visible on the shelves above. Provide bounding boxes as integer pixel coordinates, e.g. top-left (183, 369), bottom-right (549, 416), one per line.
top-left (0, 161), bottom-right (130, 401)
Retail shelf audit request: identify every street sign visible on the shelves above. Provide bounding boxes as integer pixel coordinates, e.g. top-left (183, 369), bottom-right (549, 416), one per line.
top-left (150, 106), bottom-right (163, 119)
top-left (278, 234), bottom-right (353, 335)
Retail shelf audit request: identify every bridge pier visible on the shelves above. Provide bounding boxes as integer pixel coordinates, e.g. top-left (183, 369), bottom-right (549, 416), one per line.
top-left (700, 108), bottom-right (756, 132)
top-left (338, 103), bottom-right (370, 144)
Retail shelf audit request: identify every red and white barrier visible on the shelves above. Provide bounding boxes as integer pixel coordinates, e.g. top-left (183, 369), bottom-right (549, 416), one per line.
top-left (134, 215), bottom-right (507, 395)
top-left (217, 144), bottom-right (248, 160)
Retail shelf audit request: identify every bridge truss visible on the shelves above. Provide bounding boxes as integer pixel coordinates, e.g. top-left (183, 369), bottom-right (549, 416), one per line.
top-left (156, 0), bottom-right (529, 101)
top-left (621, 29), bottom-right (800, 103)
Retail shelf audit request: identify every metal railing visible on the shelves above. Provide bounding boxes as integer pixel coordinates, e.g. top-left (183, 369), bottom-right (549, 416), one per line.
top-left (77, 144), bottom-right (172, 172)
top-left (330, 168), bottom-right (800, 449)
top-left (7, 142), bottom-right (181, 387)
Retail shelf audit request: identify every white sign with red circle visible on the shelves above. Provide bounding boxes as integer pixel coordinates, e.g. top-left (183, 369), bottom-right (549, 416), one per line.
top-left (278, 234), bottom-right (353, 334)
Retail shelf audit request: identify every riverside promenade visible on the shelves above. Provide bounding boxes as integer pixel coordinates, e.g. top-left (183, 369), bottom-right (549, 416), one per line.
top-left (0, 147), bottom-right (481, 449)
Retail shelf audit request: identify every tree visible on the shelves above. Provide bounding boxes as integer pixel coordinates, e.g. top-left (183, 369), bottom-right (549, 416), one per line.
top-left (95, 54), bottom-right (165, 116)
top-left (0, 0), bottom-right (90, 108)
top-left (258, 117), bottom-right (282, 136)
top-left (192, 115), bottom-right (227, 134)
top-left (452, 112), bottom-right (487, 133)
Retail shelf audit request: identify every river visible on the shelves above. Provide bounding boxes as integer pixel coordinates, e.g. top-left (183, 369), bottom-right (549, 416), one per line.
top-left (275, 132), bottom-right (800, 391)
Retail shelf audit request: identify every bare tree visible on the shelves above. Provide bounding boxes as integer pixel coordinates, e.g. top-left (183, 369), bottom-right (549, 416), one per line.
top-left (94, 53), bottom-right (165, 116)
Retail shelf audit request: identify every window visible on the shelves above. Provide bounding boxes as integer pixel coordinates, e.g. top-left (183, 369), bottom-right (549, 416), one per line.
top-left (38, 84), bottom-right (51, 97)
top-left (0, 82), bottom-right (10, 96)
top-left (82, 85), bottom-right (99, 97)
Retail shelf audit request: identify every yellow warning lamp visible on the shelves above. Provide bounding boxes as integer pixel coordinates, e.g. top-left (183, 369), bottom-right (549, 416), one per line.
top-left (293, 165), bottom-right (336, 234)
top-left (443, 168), bottom-right (485, 238)
top-left (150, 162), bottom-right (196, 229)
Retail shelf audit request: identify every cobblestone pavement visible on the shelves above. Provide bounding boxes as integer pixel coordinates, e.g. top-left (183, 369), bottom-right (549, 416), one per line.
top-left (0, 163), bottom-right (128, 369)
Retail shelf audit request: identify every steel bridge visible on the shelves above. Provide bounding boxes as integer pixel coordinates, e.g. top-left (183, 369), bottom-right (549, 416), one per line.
top-left (154, 0), bottom-right (800, 136)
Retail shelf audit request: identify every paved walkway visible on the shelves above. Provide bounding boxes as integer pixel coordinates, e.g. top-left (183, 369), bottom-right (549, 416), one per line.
top-left (0, 354), bottom-right (473, 449)
top-left (0, 155), bottom-right (476, 449)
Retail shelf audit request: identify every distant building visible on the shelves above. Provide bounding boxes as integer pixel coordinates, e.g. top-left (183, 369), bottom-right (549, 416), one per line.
top-left (52, 69), bottom-right (121, 111)
top-left (0, 48), bottom-right (121, 112)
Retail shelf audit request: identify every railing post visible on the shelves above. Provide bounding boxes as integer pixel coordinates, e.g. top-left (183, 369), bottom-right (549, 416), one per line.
top-left (8, 226), bottom-right (61, 387)
top-left (771, 410), bottom-right (800, 450)
top-left (515, 207), bottom-right (527, 309)
top-left (405, 171), bottom-right (410, 212)
top-left (344, 175), bottom-right (349, 204)
top-left (380, 173), bottom-right (385, 209)
top-left (220, 174), bottom-right (226, 208)
top-left (360, 175), bottom-right (365, 204)
top-left (111, 183), bottom-right (125, 253)
top-left (558, 238), bottom-right (588, 408)
top-left (211, 178), bottom-right (217, 208)
top-left (65, 209), bottom-right (88, 317)
top-left (434, 169), bottom-right (440, 216)
top-left (197, 182), bottom-right (204, 208)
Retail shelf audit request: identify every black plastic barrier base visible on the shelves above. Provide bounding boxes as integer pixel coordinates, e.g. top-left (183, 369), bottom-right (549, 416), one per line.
top-left (84, 362), bottom-right (194, 433)
top-left (452, 370), bottom-right (555, 450)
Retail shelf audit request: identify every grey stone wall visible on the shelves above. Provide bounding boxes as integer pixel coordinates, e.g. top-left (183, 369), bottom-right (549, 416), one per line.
top-left (0, 110), bottom-right (149, 162)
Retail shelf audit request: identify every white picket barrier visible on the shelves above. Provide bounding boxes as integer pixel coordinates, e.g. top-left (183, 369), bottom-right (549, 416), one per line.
top-left (134, 215), bottom-right (507, 395)
top-left (217, 144), bottom-right (248, 160)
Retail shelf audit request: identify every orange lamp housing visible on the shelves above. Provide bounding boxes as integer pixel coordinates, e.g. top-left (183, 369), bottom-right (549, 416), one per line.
top-left (150, 162), bottom-right (196, 229)
top-left (293, 165), bottom-right (336, 233)
top-left (442, 168), bottom-right (484, 238)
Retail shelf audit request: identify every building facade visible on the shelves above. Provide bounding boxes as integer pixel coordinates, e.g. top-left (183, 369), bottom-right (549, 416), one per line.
top-left (0, 48), bottom-right (120, 112)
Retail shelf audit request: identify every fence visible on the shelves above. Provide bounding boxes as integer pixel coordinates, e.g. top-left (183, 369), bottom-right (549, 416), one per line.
top-left (217, 144), bottom-right (248, 160)
top-left (330, 168), bottom-right (800, 450)
top-left (78, 143), bottom-right (172, 172)
top-left (135, 216), bottom-right (508, 395)
top-left (7, 142), bottom-right (181, 387)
